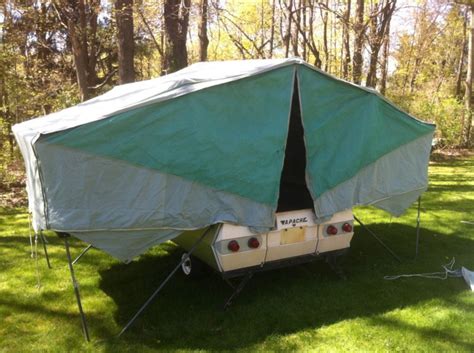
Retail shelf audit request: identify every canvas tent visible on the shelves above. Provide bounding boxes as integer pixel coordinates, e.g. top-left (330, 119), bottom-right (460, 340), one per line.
top-left (13, 58), bottom-right (435, 263)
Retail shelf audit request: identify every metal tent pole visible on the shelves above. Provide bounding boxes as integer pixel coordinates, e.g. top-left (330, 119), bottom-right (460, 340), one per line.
top-left (39, 231), bottom-right (52, 269)
top-left (223, 271), bottom-right (254, 310)
top-left (415, 197), bottom-right (421, 259)
top-left (72, 244), bottom-right (93, 265)
top-left (353, 215), bottom-right (402, 263)
top-left (118, 225), bottom-right (216, 338)
top-left (63, 235), bottom-right (90, 342)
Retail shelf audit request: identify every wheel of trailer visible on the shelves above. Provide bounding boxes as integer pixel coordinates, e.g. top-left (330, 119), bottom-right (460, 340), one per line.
top-left (181, 253), bottom-right (205, 278)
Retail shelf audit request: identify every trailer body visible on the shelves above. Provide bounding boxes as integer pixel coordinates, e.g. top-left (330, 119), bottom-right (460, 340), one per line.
top-left (173, 208), bottom-right (354, 276)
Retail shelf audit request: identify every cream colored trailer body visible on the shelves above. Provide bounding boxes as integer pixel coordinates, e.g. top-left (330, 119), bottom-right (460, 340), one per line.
top-left (174, 208), bottom-right (354, 275)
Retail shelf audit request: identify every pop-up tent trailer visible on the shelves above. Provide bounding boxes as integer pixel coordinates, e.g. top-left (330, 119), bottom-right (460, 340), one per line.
top-left (13, 58), bottom-right (435, 339)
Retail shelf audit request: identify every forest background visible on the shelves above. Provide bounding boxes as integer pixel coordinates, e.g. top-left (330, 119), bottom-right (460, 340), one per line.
top-left (0, 0), bottom-right (473, 204)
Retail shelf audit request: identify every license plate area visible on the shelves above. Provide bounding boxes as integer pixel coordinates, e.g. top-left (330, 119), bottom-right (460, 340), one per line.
top-left (280, 227), bottom-right (305, 245)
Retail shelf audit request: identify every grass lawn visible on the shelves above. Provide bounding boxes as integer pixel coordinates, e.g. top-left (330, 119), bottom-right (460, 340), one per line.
top-left (1, 155), bottom-right (473, 352)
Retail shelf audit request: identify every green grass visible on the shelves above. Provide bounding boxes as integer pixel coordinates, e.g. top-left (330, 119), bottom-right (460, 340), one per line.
top-left (1, 156), bottom-right (473, 352)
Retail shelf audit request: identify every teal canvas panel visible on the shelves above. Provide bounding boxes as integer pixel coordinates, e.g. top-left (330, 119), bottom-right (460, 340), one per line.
top-left (42, 67), bottom-right (295, 206)
top-left (313, 133), bottom-right (433, 220)
top-left (34, 140), bottom-right (275, 234)
top-left (297, 66), bottom-right (435, 198)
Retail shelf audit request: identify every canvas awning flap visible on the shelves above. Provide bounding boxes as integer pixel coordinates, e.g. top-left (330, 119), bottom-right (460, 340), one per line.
top-left (297, 66), bottom-right (435, 220)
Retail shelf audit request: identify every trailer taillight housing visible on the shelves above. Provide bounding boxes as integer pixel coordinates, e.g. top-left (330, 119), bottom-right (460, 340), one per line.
top-left (326, 225), bottom-right (338, 235)
top-left (342, 223), bottom-right (353, 233)
top-left (227, 240), bottom-right (240, 252)
top-left (248, 237), bottom-right (260, 249)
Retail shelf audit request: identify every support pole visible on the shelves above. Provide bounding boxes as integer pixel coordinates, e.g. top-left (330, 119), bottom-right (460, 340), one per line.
top-left (39, 231), bottom-right (52, 269)
top-left (118, 225), bottom-right (216, 337)
top-left (64, 236), bottom-right (90, 342)
top-left (72, 244), bottom-right (93, 265)
top-left (415, 197), bottom-right (421, 259)
top-left (353, 215), bottom-right (402, 263)
top-left (223, 271), bottom-right (254, 310)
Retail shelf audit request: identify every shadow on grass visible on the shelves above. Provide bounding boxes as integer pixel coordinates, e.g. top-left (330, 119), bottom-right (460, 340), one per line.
top-left (95, 224), bottom-right (474, 351)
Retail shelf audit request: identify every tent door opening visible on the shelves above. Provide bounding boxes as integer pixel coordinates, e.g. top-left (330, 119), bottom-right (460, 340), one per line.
top-left (277, 77), bottom-right (313, 212)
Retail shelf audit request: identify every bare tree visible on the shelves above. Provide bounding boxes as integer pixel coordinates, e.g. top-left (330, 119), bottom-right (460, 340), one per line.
top-left (292, 0), bottom-right (301, 57)
top-left (342, 0), bottom-right (352, 79)
top-left (379, 34), bottom-right (389, 95)
top-left (352, 0), bottom-right (365, 84)
top-left (116, 0), bottom-right (135, 84)
top-left (53, 0), bottom-right (101, 101)
top-left (463, 3), bottom-right (474, 146)
top-left (283, 0), bottom-right (294, 57)
top-left (290, 0), bottom-right (322, 66)
top-left (301, 0), bottom-right (307, 60)
top-left (456, 7), bottom-right (468, 99)
top-left (198, 0), bottom-right (209, 61)
top-left (365, 0), bottom-right (396, 88)
top-left (163, 0), bottom-right (191, 74)
top-left (320, 0), bottom-right (329, 71)
top-left (269, 0), bottom-right (276, 58)
top-left (63, 0), bottom-right (91, 100)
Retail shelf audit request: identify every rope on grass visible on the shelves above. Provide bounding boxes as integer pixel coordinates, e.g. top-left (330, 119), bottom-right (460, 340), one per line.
top-left (384, 258), bottom-right (463, 281)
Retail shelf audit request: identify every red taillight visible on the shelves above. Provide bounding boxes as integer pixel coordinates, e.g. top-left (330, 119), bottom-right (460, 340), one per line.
top-left (326, 225), bottom-right (338, 235)
top-left (227, 240), bottom-right (240, 252)
top-left (248, 237), bottom-right (260, 249)
top-left (342, 223), bottom-right (353, 233)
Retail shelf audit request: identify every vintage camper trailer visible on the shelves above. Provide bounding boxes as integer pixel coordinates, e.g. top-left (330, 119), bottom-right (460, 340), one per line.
top-left (13, 58), bottom-right (435, 266)
top-left (13, 58), bottom-right (435, 338)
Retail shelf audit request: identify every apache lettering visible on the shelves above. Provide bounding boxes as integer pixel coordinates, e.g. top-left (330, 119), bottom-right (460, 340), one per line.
top-left (280, 217), bottom-right (308, 226)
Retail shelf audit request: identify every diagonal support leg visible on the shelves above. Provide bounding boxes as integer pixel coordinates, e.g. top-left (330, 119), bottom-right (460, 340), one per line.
top-left (39, 231), bottom-right (52, 269)
top-left (353, 215), bottom-right (402, 263)
top-left (63, 236), bottom-right (90, 342)
top-left (117, 225), bottom-right (217, 338)
top-left (72, 244), bottom-right (93, 265)
top-left (223, 271), bottom-right (254, 310)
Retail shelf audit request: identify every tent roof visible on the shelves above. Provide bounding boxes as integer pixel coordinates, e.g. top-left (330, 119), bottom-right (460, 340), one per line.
top-left (12, 57), bottom-right (432, 140)
top-left (13, 58), bottom-right (302, 138)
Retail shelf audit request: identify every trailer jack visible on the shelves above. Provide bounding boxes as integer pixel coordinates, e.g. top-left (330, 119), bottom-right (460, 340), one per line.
top-left (223, 271), bottom-right (254, 310)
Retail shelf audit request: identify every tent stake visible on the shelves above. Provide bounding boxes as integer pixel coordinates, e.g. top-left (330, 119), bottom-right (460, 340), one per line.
top-left (63, 235), bottom-right (90, 342)
top-left (415, 197), bottom-right (421, 260)
top-left (39, 231), bottom-right (52, 269)
top-left (353, 215), bottom-right (402, 263)
top-left (72, 244), bottom-right (93, 265)
top-left (118, 225), bottom-right (216, 338)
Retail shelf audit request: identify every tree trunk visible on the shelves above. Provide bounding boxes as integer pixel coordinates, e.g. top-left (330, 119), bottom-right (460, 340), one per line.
top-left (87, 0), bottom-right (99, 87)
top-left (198, 0), bottom-right (209, 61)
top-left (462, 5), bottom-right (474, 147)
top-left (456, 9), bottom-right (468, 99)
top-left (321, 1), bottom-right (329, 72)
top-left (292, 0), bottom-right (300, 57)
top-left (365, 3), bottom-right (379, 88)
top-left (380, 35), bottom-right (389, 95)
top-left (365, 0), bottom-right (396, 88)
top-left (302, 0), bottom-right (307, 60)
top-left (163, 0), bottom-right (191, 74)
top-left (116, 0), bottom-right (135, 84)
top-left (67, 0), bottom-right (90, 101)
top-left (352, 0), bottom-right (364, 84)
top-left (342, 0), bottom-right (351, 79)
top-left (308, 2), bottom-right (322, 68)
top-left (284, 0), bottom-right (294, 58)
top-left (269, 0), bottom-right (276, 58)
